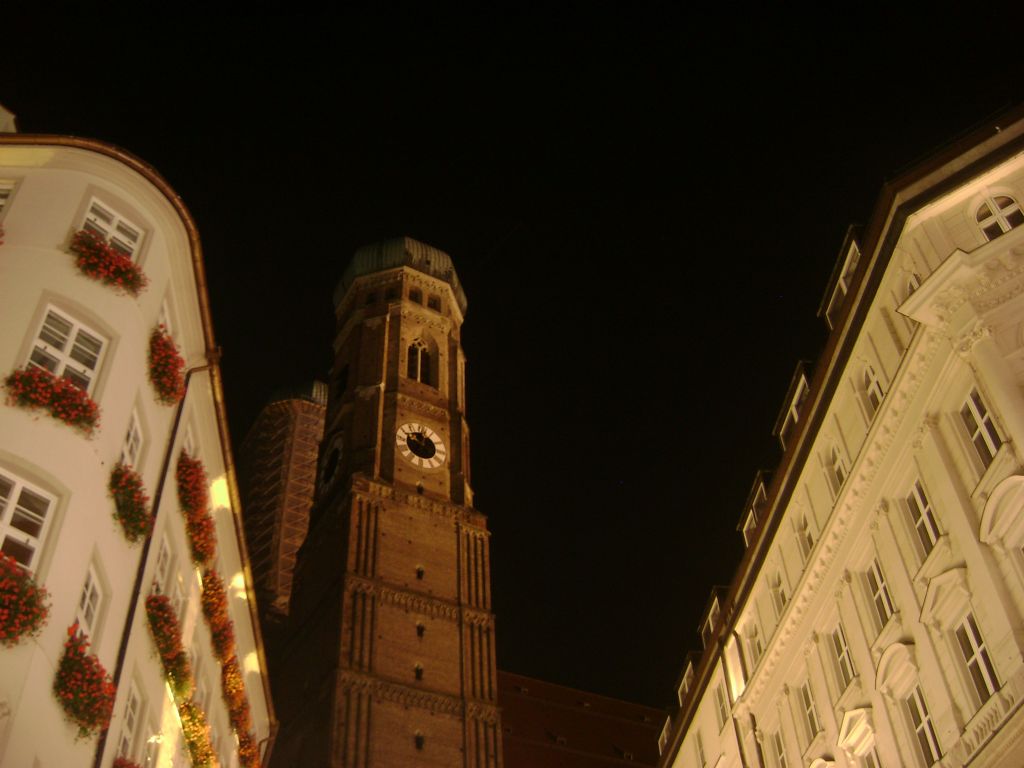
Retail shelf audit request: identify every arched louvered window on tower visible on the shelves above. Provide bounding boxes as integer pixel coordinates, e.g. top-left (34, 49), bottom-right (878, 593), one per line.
top-left (407, 339), bottom-right (433, 387)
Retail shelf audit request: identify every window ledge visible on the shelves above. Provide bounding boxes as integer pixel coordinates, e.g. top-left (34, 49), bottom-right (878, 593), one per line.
top-left (972, 442), bottom-right (1016, 504)
top-left (801, 729), bottom-right (828, 763)
top-left (914, 535), bottom-right (954, 591)
top-left (953, 668), bottom-right (1024, 764)
top-left (870, 612), bottom-right (904, 665)
top-left (835, 675), bottom-right (864, 715)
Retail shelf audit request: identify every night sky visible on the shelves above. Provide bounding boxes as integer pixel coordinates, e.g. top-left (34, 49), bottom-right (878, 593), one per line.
top-left (7, 11), bottom-right (1024, 709)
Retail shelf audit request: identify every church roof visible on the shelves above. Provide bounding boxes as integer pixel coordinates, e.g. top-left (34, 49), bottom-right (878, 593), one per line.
top-left (334, 236), bottom-right (468, 314)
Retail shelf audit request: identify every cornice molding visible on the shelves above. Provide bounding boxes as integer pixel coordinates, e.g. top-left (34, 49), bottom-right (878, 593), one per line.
top-left (344, 574), bottom-right (493, 626)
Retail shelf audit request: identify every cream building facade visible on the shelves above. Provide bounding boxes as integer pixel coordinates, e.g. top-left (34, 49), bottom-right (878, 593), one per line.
top-left (0, 134), bottom-right (273, 766)
top-left (659, 107), bottom-right (1024, 768)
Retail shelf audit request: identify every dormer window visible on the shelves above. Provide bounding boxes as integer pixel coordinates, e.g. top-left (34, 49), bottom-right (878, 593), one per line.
top-left (976, 195), bottom-right (1024, 241)
top-left (775, 369), bottom-right (810, 450)
top-left (822, 237), bottom-right (862, 329)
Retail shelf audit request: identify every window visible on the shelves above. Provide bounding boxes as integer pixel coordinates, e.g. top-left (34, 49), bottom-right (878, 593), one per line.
top-left (955, 612), bottom-right (998, 705)
top-left (862, 749), bottom-right (881, 768)
top-left (777, 374), bottom-right (809, 449)
top-left (427, 294), bottom-right (441, 311)
top-left (153, 537), bottom-right (173, 595)
top-left (28, 307), bottom-right (106, 392)
top-left (796, 514), bottom-right (815, 562)
top-left (799, 681), bottom-right (821, 740)
top-left (867, 558), bottom-right (895, 628)
top-left (157, 299), bottom-right (174, 337)
top-left (81, 197), bottom-right (144, 260)
top-left (121, 409), bottom-right (144, 467)
top-left (0, 469), bottom-right (54, 570)
top-left (832, 623), bottom-right (856, 690)
top-left (907, 479), bottom-right (940, 557)
top-left (714, 681), bottom-right (729, 730)
top-left (771, 730), bottom-right (788, 768)
top-left (961, 388), bottom-right (1001, 469)
top-left (748, 624), bottom-right (764, 667)
top-left (76, 564), bottom-right (104, 637)
top-left (0, 179), bottom-right (14, 218)
top-left (414, 663), bottom-right (424, 681)
top-left (862, 365), bottom-right (883, 418)
top-left (770, 571), bottom-right (788, 618)
top-left (407, 340), bottom-right (432, 386)
top-left (117, 681), bottom-right (143, 760)
top-left (906, 685), bottom-right (941, 764)
top-left (742, 511), bottom-right (758, 547)
top-left (192, 647), bottom-right (210, 712)
top-left (976, 195), bottom-right (1024, 241)
top-left (409, 288), bottom-right (422, 304)
top-left (829, 445), bottom-right (848, 494)
top-left (695, 730), bottom-right (706, 767)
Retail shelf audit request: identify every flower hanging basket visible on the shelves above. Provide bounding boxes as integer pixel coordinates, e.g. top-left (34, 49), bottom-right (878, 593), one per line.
top-left (53, 624), bottom-right (116, 738)
top-left (148, 325), bottom-right (185, 405)
top-left (0, 553), bottom-right (50, 647)
top-left (70, 229), bottom-right (149, 296)
top-left (109, 463), bottom-right (153, 543)
top-left (145, 594), bottom-right (193, 699)
top-left (179, 698), bottom-right (216, 768)
top-left (176, 453), bottom-right (217, 566)
top-left (201, 569), bottom-right (235, 661)
top-left (238, 731), bottom-right (262, 768)
top-left (5, 366), bottom-right (100, 436)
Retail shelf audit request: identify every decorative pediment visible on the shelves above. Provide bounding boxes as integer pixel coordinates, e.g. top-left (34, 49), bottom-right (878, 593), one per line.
top-left (980, 474), bottom-right (1024, 549)
top-left (876, 642), bottom-right (918, 700)
top-left (920, 567), bottom-right (971, 630)
top-left (808, 759), bottom-right (836, 768)
top-left (837, 708), bottom-right (874, 757)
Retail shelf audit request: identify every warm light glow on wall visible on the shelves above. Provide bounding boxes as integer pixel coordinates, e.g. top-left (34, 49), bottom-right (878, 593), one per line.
top-left (210, 474), bottom-right (231, 510)
top-left (244, 650), bottom-right (260, 676)
top-left (0, 147), bottom-right (54, 166)
top-left (230, 571), bottom-right (248, 600)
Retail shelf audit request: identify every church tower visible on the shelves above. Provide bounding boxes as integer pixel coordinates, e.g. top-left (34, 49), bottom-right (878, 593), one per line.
top-left (276, 239), bottom-right (501, 767)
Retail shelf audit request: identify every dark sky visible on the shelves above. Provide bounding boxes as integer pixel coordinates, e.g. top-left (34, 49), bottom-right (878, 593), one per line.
top-left (7, 11), bottom-right (1024, 709)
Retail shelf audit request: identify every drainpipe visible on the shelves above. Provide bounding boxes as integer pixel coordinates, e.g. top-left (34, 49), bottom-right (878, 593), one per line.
top-left (93, 361), bottom-right (215, 768)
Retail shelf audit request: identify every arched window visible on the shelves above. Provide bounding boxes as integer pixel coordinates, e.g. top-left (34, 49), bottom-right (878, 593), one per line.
top-left (407, 340), bottom-right (432, 386)
top-left (976, 195), bottom-right (1024, 241)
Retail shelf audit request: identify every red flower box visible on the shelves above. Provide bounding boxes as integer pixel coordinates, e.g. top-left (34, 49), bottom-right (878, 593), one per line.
top-left (238, 731), bottom-right (262, 768)
top-left (148, 325), bottom-right (185, 405)
top-left (145, 594), bottom-right (193, 699)
top-left (113, 758), bottom-right (144, 768)
top-left (109, 463), bottom-right (152, 543)
top-left (176, 453), bottom-right (217, 566)
top-left (179, 698), bottom-right (215, 768)
top-left (201, 569), bottom-right (235, 661)
top-left (70, 228), bottom-right (148, 296)
top-left (5, 366), bottom-right (100, 436)
top-left (0, 553), bottom-right (50, 647)
top-left (53, 624), bottom-right (116, 738)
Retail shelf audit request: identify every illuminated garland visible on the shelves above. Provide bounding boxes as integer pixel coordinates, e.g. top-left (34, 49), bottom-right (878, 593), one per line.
top-left (179, 698), bottom-right (215, 768)
top-left (175, 453), bottom-right (217, 566)
top-left (4, 366), bottom-right (100, 436)
top-left (109, 463), bottom-right (152, 543)
top-left (69, 228), bottom-right (149, 296)
top-left (148, 325), bottom-right (185, 405)
top-left (0, 553), bottom-right (50, 646)
top-left (53, 624), bottom-right (116, 738)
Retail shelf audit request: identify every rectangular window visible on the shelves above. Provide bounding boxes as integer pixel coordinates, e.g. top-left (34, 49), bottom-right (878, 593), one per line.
top-left (960, 388), bottom-right (1001, 469)
top-left (867, 558), bottom-right (895, 629)
top-left (832, 623), bottom-right (856, 690)
top-left (117, 681), bottom-right (143, 760)
top-left (81, 197), bottom-right (144, 260)
top-left (714, 681), bottom-right (729, 730)
top-left (796, 514), bottom-right (815, 562)
top-left (0, 469), bottom-right (55, 571)
top-left (955, 612), bottom-right (998, 704)
top-left (863, 749), bottom-right (881, 768)
top-left (695, 730), bottom-right (706, 767)
top-left (770, 571), bottom-right (788, 618)
top-left (748, 625), bottom-right (763, 667)
top-left (76, 563), bottom-right (104, 637)
top-left (121, 409), bottom-right (144, 467)
top-left (906, 685), bottom-right (941, 764)
top-left (0, 179), bottom-right (15, 218)
top-left (28, 307), bottom-right (106, 393)
top-left (154, 537), bottom-right (172, 595)
top-left (799, 681), bottom-right (821, 740)
top-left (907, 480), bottom-right (940, 557)
top-left (772, 730), bottom-right (788, 768)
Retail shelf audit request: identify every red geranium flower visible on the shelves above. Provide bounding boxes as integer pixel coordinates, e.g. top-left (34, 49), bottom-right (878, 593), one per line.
top-left (70, 228), bottom-right (149, 296)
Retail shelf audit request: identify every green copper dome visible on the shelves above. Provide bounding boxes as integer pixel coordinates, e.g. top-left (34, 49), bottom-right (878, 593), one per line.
top-left (334, 237), bottom-right (468, 314)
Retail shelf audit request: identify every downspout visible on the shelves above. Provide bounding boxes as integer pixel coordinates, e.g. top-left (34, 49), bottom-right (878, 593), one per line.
top-left (93, 362), bottom-right (214, 768)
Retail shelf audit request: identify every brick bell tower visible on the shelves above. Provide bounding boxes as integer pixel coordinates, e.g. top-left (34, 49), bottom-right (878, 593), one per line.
top-left (277, 238), bottom-right (501, 767)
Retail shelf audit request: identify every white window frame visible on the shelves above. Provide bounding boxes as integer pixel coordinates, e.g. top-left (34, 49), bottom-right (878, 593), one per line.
top-left (770, 571), bottom-right (788, 618)
top-left (748, 623), bottom-right (763, 667)
top-left (862, 365), bottom-right (883, 419)
top-left (154, 536), bottom-right (173, 595)
top-left (796, 513), bottom-right (815, 562)
top-left (799, 681), bottom-right (821, 741)
top-left (960, 388), bottom-right (1001, 469)
top-left (907, 479), bottom-right (940, 558)
top-left (695, 729), bottom-right (706, 767)
top-left (714, 681), bottom-right (729, 731)
top-left (771, 730), bottom-right (789, 768)
top-left (832, 622), bottom-right (856, 691)
top-left (906, 685), bottom-right (941, 765)
top-left (829, 444), bottom-right (848, 495)
top-left (28, 306), bottom-right (107, 393)
top-left (117, 679), bottom-right (144, 760)
top-left (76, 562), bottom-right (104, 638)
top-left (121, 409), bottom-right (144, 467)
top-left (0, 179), bottom-right (15, 220)
top-left (867, 558), bottom-right (895, 630)
top-left (81, 196), bottom-right (145, 260)
top-left (954, 612), bottom-right (998, 706)
top-left (975, 195), bottom-right (1024, 241)
top-left (0, 469), bottom-right (55, 572)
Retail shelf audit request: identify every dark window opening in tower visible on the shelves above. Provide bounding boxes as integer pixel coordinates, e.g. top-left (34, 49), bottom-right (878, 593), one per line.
top-left (409, 288), bottom-right (422, 304)
top-left (427, 295), bottom-right (441, 311)
top-left (407, 340), bottom-right (433, 386)
top-left (385, 286), bottom-right (398, 301)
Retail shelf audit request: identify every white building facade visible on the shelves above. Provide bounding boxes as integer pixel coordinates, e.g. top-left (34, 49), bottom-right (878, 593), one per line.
top-left (0, 134), bottom-right (274, 767)
top-left (659, 107), bottom-right (1024, 768)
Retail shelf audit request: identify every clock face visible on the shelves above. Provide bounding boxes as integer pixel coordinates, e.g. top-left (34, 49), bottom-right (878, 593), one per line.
top-left (396, 422), bottom-right (447, 469)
